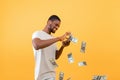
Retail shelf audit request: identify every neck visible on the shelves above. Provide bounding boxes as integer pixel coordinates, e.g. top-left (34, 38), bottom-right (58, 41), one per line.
top-left (42, 25), bottom-right (51, 34)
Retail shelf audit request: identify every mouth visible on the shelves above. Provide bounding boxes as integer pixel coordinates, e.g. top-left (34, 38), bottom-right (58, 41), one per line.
top-left (51, 28), bottom-right (56, 33)
top-left (53, 28), bottom-right (57, 31)
top-left (49, 26), bottom-right (55, 33)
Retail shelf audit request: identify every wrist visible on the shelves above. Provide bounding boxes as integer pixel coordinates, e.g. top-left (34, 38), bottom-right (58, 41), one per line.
top-left (56, 37), bottom-right (62, 41)
top-left (61, 44), bottom-right (65, 48)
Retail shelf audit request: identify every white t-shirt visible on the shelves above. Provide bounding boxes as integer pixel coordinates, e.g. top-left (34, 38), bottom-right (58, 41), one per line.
top-left (32, 30), bottom-right (57, 80)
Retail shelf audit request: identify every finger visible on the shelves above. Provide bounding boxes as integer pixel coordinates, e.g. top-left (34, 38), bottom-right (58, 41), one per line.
top-left (66, 32), bottom-right (71, 35)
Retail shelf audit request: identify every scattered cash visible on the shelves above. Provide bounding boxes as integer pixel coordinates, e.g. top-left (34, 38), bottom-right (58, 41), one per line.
top-left (69, 35), bottom-right (78, 43)
top-left (59, 72), bottom-right (64, 80)
top-left (92, 75), bottom-right (107, 80)
top-left (49, 58), bottom-right (58, 68)
top-left (80, 41), bottom-right (86, 53)
top-left (78, 61), bottom-right (87, 66)
top-left (67, 53), bottom-right (74, 63)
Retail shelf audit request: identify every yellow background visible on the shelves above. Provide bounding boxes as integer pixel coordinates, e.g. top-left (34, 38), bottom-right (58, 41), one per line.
top-left (0, 0), bottom-right (120, 80)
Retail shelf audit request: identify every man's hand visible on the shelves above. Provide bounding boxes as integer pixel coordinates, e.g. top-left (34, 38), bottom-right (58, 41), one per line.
top-left (58, 32), bottom-right (71, 41)
top-left (62, 39), bottom-right (71, 47)
top-left (55, 32), bottom-right (71, 59)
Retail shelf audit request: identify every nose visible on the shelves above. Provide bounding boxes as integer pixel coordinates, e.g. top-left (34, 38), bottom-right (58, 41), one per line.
top-left (55, 26), bottom-right (59, 30)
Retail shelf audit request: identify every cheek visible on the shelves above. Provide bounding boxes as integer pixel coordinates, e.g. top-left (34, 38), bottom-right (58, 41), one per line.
top-left (50, 24), bottom-right (55, 28)
top-left (49, 24), bottom-right (53, 29)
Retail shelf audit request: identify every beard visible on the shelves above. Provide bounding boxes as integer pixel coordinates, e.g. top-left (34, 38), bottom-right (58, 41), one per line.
top-left (51, 28), bottom-right (56, 33)
top-left (48, 26), bottom-right (55, 34)
top-left (49, 24), bottom-right (56, 33)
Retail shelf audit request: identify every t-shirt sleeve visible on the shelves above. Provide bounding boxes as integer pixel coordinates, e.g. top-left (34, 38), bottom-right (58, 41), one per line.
top-left (32, 31), bottom-right (41, 40)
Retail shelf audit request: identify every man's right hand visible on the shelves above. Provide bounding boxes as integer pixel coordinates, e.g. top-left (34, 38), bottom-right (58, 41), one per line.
top-left (58, 32), bottom-right (71, 41)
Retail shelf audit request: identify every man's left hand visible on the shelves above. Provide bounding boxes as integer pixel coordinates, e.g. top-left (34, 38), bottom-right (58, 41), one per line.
top-left (62, 39), bottom-right (71, 47)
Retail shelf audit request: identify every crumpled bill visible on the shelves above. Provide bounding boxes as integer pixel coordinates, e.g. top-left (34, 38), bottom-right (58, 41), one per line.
top-left (78, 61), bottom-right (87, 66)
top-left (67, 53), bottom-right (74, 63)
top-left (59, 72), bottom-right (64, 80)
top-left (92, 75), bottom-right (107, 80)
top-left (49, 58), bottom-right (58, 68)
top-left (80, 41), bottom-right (86, 53)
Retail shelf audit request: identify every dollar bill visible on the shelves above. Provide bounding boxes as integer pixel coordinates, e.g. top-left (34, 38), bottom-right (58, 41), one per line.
top-left (78, 61), bottom-right (87, 66)
top-left (49, 58), bottom-right (58, 68)
top-left (92, 75), bottom-right (107, 80)
top-left (69, 35), bottom-right (78, 43)
top-left (67, 53), bottom-right (74, 63)
top-left (80, 41), bottom-right (86, 53)
top-left (59, 72), bottom-right (64, 80)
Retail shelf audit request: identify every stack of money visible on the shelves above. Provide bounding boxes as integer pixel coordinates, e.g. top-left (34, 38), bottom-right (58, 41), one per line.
top-left (69, 35), bottom-right (78, 43)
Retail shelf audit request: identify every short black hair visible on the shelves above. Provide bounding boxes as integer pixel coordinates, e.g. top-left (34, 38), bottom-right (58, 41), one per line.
top-left (48, 15), bottom-right (61, 21)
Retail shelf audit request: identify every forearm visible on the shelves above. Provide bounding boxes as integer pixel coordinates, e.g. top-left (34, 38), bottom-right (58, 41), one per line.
top-left (33, 37), bottom-right (60, 50)
top-left (55, 45), bottom-right (65, 60)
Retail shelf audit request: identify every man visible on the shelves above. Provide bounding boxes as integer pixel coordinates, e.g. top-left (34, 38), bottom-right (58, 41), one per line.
top-left (32, 15), bottom-right (71, 80)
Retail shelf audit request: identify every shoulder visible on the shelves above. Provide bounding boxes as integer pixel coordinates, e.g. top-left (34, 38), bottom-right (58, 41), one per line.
top-left (32, 30), bottom-right (41, 34)
top-left (32, 30), bottom-right (45, 36)
top-left (32, 30), bottom-right (43, 39)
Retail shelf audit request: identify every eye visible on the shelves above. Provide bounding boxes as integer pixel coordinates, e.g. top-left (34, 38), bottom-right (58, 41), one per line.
top-left (55, 24), bottom-right (59, 27)
top-left (55, 24), bottom-right (58, 26)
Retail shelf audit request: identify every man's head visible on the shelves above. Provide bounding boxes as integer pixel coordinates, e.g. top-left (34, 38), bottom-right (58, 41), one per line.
top-left (47, 15), bottom-right (61, 33)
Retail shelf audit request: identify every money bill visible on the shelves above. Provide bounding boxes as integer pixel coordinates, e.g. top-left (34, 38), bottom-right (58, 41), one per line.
top-left (59, 72), bottom-right (64, 80)
top-left (80, 41), bottom-right (86, 53)
top-left (69, 35), bottom-right (78, 43)
top-left (92, 75), bottom-right (107, 80)
top-left (67, 53), bottom-right (74, 63)
top-left (49, 58), bottom-right (58, 68)
top-left (78, 61), bottom-right (87, 66)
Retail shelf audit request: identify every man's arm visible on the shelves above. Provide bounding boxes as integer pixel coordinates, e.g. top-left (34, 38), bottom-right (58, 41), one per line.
top-left (32, 32), bottom-right (70, 50)
top-left (55, 45), bottom-right (65, 60)
top-left (55, 39), bottom-right (70, 60)
top-left (32, 37), bottom-right (60, 50)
